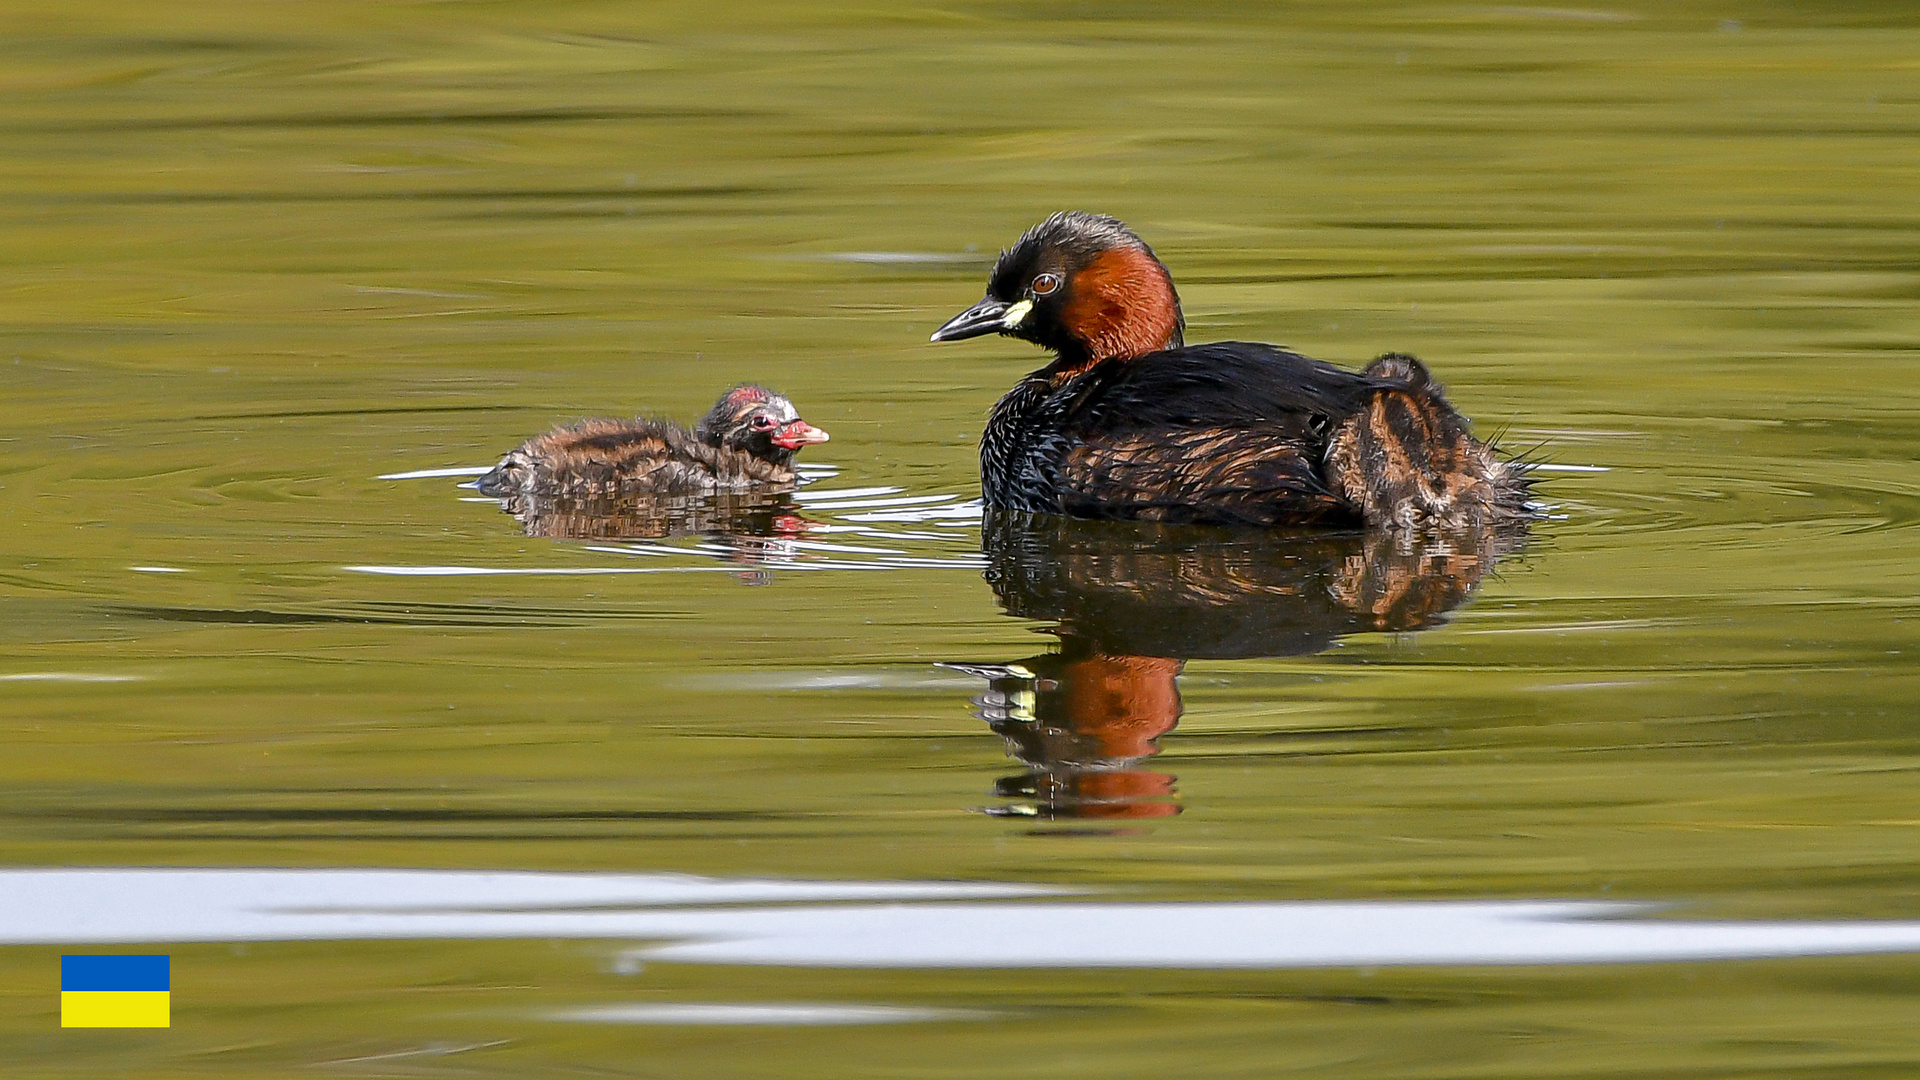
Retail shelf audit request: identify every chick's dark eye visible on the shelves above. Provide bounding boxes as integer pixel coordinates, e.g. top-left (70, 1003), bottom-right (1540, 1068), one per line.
top-left (1031, 272), bottom-right (1061, 296)
top-left (751, 415), bottom-right (776, 430)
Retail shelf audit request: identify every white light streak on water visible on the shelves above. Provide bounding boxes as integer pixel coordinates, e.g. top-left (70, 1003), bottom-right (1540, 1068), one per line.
top-left (837, 501), bottom-right (984, 524)
top-left (794, 486), bottom-right (905, 502)
top-left (9, 869), bottom-right (1920, 971)
top-left (378, 466), bottom-right (495, 480)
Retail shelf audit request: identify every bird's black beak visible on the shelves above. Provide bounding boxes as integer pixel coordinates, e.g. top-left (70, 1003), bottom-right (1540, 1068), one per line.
top-left (930, 296), bottom-right (1014, 342)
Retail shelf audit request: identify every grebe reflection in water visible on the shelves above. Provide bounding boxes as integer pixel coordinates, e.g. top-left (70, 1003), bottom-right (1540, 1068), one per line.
top-left (950, 511), bottom-right (1527, 823)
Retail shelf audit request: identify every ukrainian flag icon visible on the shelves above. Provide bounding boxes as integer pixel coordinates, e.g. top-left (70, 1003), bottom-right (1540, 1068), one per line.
top-left (60, 955), bottom-right (170, 1028)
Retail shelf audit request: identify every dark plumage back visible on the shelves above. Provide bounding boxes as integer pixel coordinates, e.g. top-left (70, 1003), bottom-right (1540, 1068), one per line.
top-left (985, 343), bottom-right (1379, 525)
top-left (1068, 342), bottom-right (1378, 435)
top-left (984, 344), bottom-right (1530, 528)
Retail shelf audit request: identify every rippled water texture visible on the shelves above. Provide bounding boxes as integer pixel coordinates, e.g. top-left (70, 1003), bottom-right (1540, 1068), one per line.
top-left (3, 3), bottom-right (1919, 1077)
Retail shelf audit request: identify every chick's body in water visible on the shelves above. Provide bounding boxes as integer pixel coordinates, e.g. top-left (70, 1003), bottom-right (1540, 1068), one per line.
top-left (476, 384), bottom-right (828, 499)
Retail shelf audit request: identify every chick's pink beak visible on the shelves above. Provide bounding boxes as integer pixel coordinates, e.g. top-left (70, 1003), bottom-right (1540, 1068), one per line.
top-left (771, 420), bottom-right (830, 450)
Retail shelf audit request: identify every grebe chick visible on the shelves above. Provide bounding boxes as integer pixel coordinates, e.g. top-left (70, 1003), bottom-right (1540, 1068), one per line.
top-left (931, 211), bottom-right (1531, 530)
top-left (475, 384), bottom-right (828, 499)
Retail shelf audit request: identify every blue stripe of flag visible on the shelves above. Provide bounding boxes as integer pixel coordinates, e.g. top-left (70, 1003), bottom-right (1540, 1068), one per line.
top-left (61, 955), bottom-right (170, 992)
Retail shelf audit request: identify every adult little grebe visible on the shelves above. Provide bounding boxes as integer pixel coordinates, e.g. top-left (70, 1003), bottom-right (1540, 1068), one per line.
top-left (931, 212), bottom-right (1531, 529)
top-left (475, 384), bottom-right (828, 499)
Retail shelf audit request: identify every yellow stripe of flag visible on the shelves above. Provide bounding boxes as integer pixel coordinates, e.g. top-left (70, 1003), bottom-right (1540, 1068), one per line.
top-left (61, 990), bottom-right (170, 1028)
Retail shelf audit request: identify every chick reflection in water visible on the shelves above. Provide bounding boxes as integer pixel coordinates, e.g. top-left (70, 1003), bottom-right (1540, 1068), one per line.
top-left (488, 489), bottom-right (810, 543)
top-left (952, 511), bottom-right (1527, 822)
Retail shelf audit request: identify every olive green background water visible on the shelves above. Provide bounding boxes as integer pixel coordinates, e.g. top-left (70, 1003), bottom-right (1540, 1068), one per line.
top-left (4, 1), bottom-right (1920, 1076)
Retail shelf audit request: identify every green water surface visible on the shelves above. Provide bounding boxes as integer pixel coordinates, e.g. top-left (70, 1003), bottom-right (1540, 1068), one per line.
top-left (3, 2), bottom-right (1920, 1076)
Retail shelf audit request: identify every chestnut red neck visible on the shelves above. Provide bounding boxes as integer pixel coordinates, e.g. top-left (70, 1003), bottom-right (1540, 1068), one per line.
top-left (1058, 246), bottom-right (1184, 370)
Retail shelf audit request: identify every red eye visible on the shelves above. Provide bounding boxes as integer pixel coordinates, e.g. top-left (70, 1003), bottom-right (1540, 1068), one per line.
top-left (1031, 272), bottom-right (1061, 296)
top-left (751, 414), bottom-right (776, 429)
